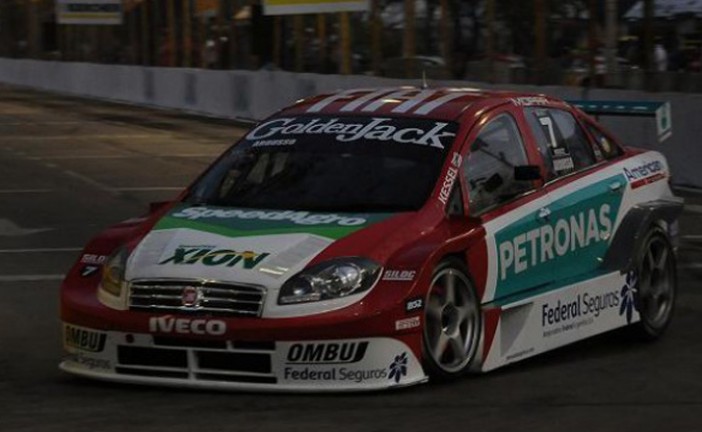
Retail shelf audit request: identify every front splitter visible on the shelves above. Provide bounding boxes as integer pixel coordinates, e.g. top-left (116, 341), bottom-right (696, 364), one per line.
top-left (61, 323), bottom-right (428, 392)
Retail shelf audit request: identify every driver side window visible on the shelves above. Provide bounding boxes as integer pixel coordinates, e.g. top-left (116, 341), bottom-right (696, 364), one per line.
top-left (463, 113), bottom-right (532, 215)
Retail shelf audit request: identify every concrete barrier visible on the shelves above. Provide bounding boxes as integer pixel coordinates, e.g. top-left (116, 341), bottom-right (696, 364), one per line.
top-left (0, 58), bottom-right (699, 188)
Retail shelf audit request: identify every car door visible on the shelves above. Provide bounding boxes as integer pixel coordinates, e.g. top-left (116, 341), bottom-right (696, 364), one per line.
top-left (522, 107), bottom-right (625, 285)
top-left (459, 107), bottom-right (553, 303)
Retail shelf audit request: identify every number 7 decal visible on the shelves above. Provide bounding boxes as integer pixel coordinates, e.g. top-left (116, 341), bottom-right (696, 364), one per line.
top-left (538, 115), bottom-right (558, 149)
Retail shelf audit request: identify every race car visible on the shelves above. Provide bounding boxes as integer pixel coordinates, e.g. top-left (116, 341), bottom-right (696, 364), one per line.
top-left (60, 87), bottom-right (683, 391)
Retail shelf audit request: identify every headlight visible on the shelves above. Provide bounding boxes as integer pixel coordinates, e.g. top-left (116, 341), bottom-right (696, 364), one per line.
top-left (99, 247), bottom-right (129, 297)
top-left (278, 258), bottom-right (382, 305)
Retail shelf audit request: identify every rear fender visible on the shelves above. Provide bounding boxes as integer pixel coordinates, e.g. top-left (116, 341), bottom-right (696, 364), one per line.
top-left (603, 199), bottom-right (684, 273)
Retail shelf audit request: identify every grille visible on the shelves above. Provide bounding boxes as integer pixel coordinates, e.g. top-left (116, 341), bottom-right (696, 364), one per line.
top-left (129, 279), bottom-right (265, 317)
top-left (116, 340), bottom-right (277, 384)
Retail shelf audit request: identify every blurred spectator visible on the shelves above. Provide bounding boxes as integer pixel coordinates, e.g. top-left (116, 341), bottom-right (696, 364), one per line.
top-left (203, 38), bottom-right (217, 69)
top-left (158, 30), bottom-right (172, 66)
top-left (654, 41), bottom-right (668, 72)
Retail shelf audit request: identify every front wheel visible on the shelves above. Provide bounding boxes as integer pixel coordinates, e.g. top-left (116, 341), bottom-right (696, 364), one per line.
top-left (422, 258), bottom-right (481, 380)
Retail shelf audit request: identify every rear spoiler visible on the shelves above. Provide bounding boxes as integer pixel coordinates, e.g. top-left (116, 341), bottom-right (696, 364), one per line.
top-left (566, 100), bottom-right (672, 143)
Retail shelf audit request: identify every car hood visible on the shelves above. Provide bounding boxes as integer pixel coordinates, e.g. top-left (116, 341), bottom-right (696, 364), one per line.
top-left (124, 204), bottom-right (400, 286)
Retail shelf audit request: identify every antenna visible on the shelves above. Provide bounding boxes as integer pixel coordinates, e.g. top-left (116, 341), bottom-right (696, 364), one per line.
top-left (421, 69), bottom-right (429, 89)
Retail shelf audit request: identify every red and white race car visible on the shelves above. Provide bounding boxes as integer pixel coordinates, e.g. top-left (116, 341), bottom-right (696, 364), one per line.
top-left (61, 87), bottom-right (683, 391)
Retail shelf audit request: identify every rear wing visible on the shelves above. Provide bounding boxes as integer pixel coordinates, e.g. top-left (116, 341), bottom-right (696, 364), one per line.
top-left (566, 100), bottom-right (672, 143)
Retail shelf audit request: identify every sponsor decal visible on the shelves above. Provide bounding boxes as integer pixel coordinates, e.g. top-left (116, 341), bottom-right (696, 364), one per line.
top-left (540, 287), bottom-right (629, 338)
top-left (620, 271), bottom-right (638, 324)
top-left (405, 297), bottom-right (424, 312)
top-left (148, 316), bottom-right (226, 336)
top-left (64, 325), bottom-right (107, 353)
top-left (624, 160), bottom-right (663, 181)
top-left (383, 269), bottom-right (416, 282)
top-left (282, 340), bottom-right (395, 384)
top-left (65, 352), bottom-right (111, 371)
top-left (499, 204), bottom-right (612, 281)
top-left (395, 316), bottom-right (421, 331)
top-left (438, 152), bottom-right (462, 205)
top-left (81, 254), bottom-right (106, 265)
top-left (80, 265), bottom-right (100, 277)
top-left (246, 117), bottom-right (455, 150)
top-left (286, 342), bottom-right (369, 365)
top-left (306, 88), bottom-right (472, 116)
top-left (505, 347), bottom-right (535, 362)
top-left (388, 352), bottom-right (409, 383)
top-left (493, 174), bottom-right (625, 299)
top-left (511, 97), bottom-right (549, 107)
top-left (283, 367), bottom-right (388, 383)
top-left (623, 160), bottom-right (665, 189)
top-left (542, 290), bottom-right (620, 326)
top-left (552, 154), bottom-right (575, 174)
top-left (159, 246), bottom-right (269, 269)
top-left (252, 138), bottom-right (296, 147)
top-left (172, 206), bottom-right (367, 227)
top-left (281, 340), bottom-right (416, 385)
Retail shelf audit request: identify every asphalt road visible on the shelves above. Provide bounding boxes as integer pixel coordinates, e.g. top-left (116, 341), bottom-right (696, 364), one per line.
top-left (1, 85), bottom-right (701, 432)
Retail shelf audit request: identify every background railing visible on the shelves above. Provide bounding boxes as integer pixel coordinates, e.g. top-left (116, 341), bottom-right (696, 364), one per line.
top-left (1, 0), bottom-right (701, 91)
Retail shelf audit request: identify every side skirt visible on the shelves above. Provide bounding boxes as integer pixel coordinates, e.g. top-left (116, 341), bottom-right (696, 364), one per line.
top-left (476, 271), bottom-right (638, 372)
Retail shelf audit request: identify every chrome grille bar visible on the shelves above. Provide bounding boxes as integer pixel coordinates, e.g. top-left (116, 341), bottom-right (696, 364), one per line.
top-left (129, 279), bottom-right (266, 317)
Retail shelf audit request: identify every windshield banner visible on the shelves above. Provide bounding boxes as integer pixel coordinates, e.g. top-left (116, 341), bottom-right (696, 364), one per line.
top-left (245, 117), bottom-right (457, 150)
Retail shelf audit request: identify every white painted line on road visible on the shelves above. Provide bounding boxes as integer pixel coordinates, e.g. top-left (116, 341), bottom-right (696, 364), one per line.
top-left (0, 274), bottom-right (65, 282)
top-left (1, 121), bottom-right (100, 125)
top-left (162, 154), bottom-right (222, 158)
top-left (0, 189), bottom-right (52, 194)
top-left (28, 155), bottom-right (130, 160)
top-left (26, 154), bottom-right (219, 160)
top-left (0, 219), bottom-right (52, 236)
top-left (4, 134), bottom-right (165, 140)
top-left (0, 247), bottom-right (82, 253)
top-left (158, 154), bottom-right (221, 158)
top-left (62, 169), bottom-right (114, 193)
top-left (683, 235), bottom-right (702, 241)
top-left (679, 263), bottom-right (702, 270)
top-left (112, 186), bottom-right (183, 192)
top-left (684, 204), bottom-right (702, 214)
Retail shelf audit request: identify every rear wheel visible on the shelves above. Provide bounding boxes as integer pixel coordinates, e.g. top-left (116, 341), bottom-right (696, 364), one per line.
top-left (629, 227), bottom-right (676, 340)
top-left (422, 258), bottom-right (481, 379)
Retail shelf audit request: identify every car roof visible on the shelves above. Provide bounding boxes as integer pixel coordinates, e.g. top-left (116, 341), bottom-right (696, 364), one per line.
top-left (278, 87), bottom-right (567, 122)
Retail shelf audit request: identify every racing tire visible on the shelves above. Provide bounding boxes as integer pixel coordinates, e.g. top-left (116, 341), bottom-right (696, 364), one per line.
top-left (628, 227), bottom-right (677, 341)
top-left (422, 257), bottom-right (481, 380)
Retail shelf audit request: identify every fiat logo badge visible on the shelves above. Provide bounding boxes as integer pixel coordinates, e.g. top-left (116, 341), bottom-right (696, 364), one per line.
top-left (181, 286), bottom-right (201, 307)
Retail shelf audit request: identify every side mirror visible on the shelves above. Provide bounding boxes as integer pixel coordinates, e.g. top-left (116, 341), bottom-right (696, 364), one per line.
top-left (514, 165), bottom-right (542, 182)
top-left (445, 185), bottom-right (464, 218)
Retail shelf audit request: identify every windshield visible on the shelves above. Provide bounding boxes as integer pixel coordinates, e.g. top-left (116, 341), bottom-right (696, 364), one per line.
top-left (187, 115), bottom-right (458, 212)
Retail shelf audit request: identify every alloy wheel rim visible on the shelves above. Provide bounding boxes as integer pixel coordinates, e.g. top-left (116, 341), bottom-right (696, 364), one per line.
top-left (638, 236), bottom-right (674, 329)
top-left (424, 269), bottom-right (480, 373)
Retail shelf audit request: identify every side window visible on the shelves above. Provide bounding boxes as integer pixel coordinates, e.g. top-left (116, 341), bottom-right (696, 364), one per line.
top-left (524, 109), bottom-right (558, 179)
top-left (463, 114), bottom-right (532, 215)
top-left (586, 123), bottom-right (621, 160)
top-left (525, 108), bottom-right (596, 178)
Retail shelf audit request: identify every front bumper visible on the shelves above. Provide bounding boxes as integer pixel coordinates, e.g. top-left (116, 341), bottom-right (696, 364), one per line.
top-left (60, 323), bottom-right (427, 392)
